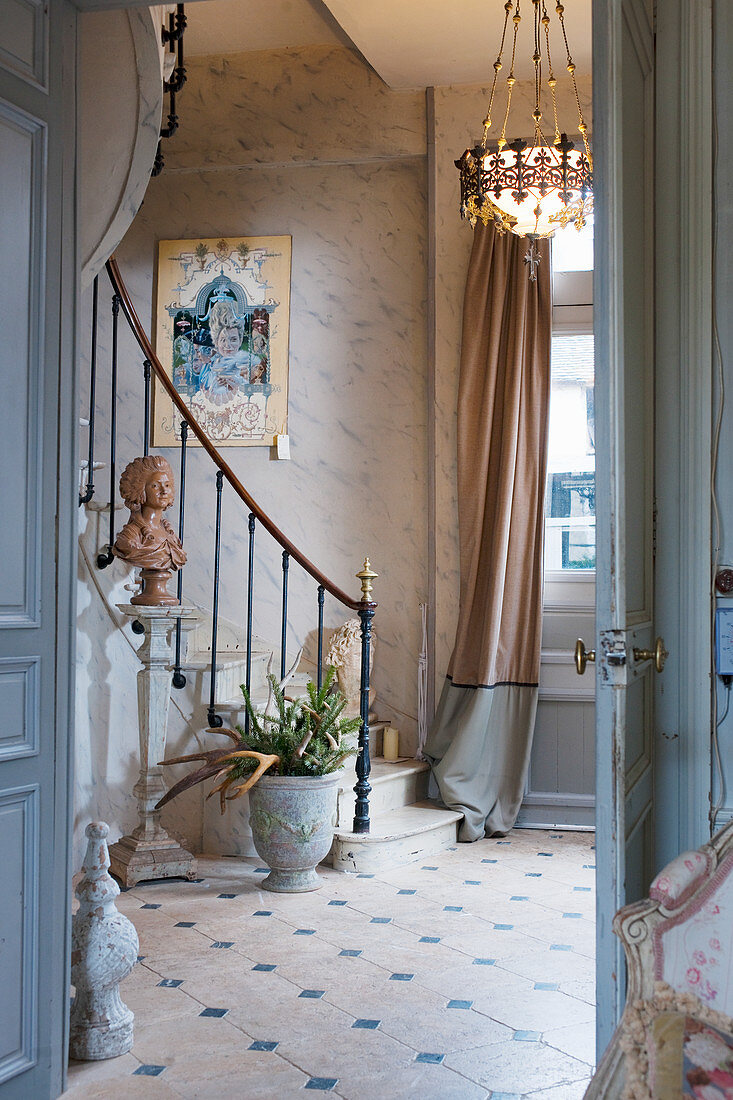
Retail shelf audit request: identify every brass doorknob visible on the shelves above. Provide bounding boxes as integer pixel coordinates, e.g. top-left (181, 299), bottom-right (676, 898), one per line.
top-left (633, 636), bottom-right (669, 673)
top-left (575, 638), bottom-right (596, 676)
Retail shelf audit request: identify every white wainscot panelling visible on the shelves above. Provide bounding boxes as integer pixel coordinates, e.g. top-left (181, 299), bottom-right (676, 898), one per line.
top-left (0, 0), bottom-right (48, 89)
top-left (519, 577), bottom-right (596, 827)
top-left (0, 657), bottom-right (39, 761)
top-left (0, 100), bottom-right (45, 628)
top-left (0, 786), bottom-right (38, 1084)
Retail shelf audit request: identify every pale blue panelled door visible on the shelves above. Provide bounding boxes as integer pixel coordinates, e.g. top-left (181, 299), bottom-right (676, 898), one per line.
top-left (0, 0), bottom-right (77, 1096)
top-left (591, 0), bottom-right (659, 1056)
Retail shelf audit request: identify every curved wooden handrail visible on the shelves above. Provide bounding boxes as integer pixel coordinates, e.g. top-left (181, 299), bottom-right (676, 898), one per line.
top-left (106, 256), bottom-right (361, 611)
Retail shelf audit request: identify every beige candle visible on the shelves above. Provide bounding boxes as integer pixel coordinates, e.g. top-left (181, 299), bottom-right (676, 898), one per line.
top-left (383, 726), bottom-right (399, 761)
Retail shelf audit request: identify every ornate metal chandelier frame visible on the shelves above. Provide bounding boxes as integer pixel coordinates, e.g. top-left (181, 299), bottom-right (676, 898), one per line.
top-left (456, 0), bottom-right (593, 236)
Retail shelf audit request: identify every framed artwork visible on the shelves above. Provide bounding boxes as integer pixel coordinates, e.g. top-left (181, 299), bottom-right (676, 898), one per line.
top-left (153, 235), bottom-right (291, 446)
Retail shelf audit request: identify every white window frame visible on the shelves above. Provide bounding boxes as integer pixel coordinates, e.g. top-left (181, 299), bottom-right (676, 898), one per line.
top-left (544, 264), bottom-right (595, 609)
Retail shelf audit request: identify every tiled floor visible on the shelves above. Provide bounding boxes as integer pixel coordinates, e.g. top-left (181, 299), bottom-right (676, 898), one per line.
top-left (64, 829), bottom-right (596, 1099)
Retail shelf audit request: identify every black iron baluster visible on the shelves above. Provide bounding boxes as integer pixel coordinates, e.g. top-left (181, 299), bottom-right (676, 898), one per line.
top-left (153, 5), bottom-right (187, 177)
top-left (353, 560), bottom-right (377, 835)
top-left (130, 359), bottom-right (156, 634)
top-left (143, 359), bottom-right (151, 456)
top-left (97, 292), bottom-right (119, 568)
top-left (160, 86), bottom-right (178, 140)
top-left (244, 512), bottom-right (256, 736)
top-left (207, 470), bottom-right (224, 728)
top-left (317, 585), bottom-right (325, 691)
top-left (79, 275), bottom-right (98, 506)
top-left (172, 421), bottom-right (189, 689)
top-left (165, 4), bottom-right (187, 90)
top-left (280, 551), bottom-right (290, 681)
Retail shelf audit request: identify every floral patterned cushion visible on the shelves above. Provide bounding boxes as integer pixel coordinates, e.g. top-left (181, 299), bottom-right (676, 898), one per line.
top-left (621, 984), bottom-right (733, 1100)
top-left (656, 855), bottom-right (733, 1013)
top-left (651, 851), bottom-right (712, 909)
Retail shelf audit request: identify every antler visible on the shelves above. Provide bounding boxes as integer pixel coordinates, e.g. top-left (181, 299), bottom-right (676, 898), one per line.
top-left (211, 725), bottom-right (241, 745)
top-left (154, 755), bottom-right (235, 809)
top-left (300, 703), bottom-right (339, 750)
top-left (205, 750), bottom-right (281, 814)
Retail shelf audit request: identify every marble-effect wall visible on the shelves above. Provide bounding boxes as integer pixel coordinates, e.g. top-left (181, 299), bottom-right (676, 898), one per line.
top-left (76, 44), bottom-right (428, 862)
top-left (75, 39), bottom-right (593, 862)
top-left (75, 508), bottom-right (207, 863)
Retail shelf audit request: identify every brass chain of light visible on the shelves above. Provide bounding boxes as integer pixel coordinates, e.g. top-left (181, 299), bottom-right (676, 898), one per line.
top-left (499, 0), bottom-right (521, 151)
top-left (555, 0), bottom-right (591, 163)
top-left (531, 0), bottom-right (543, 145)
top-left (541, 0), bottom-right (561, 145)
top-left (482, 0), bottom-right (514, 145)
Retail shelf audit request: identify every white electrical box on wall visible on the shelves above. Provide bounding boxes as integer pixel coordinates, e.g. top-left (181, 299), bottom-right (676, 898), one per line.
top-left (715, 607), bottom-right (733, 675)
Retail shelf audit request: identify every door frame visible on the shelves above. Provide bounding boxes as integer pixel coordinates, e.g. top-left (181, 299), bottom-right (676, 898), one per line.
top-left (592, 0), bottom-right (713, 1057)
top-left (652, 0), bottom-right (712, 866)
top-left (0, 1), bottom-right (78, 1096)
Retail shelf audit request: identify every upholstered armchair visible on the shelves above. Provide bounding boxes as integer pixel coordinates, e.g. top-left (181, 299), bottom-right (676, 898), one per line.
top-left (586, 821), bottom-right (733, 1099)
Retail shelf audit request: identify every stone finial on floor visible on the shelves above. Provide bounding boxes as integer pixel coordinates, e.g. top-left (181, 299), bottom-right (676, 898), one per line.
top-left (70, 822), bottom-right (139, 1060)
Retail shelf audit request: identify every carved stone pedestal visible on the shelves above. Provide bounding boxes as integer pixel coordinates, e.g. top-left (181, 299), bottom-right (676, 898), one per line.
top-left (70, 822), bottom-right (138, 1060)
top-left (109, 604), bottom-right (199, 888)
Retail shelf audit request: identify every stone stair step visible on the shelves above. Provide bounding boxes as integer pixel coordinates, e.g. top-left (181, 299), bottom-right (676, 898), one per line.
top-left (182, 648), bottom-right (272, 710)
top-left (336, 757), bottom-right (429, 826)
top-left (215, 672), bottom-right (311, 718)
top-left (181, 648), bottom-right (270, 671)
top-left (330, 800), bottom-right (461, 874)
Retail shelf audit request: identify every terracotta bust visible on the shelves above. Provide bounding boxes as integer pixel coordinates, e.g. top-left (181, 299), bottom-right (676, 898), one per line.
top-left (113, 455), bottom-right (186, 606)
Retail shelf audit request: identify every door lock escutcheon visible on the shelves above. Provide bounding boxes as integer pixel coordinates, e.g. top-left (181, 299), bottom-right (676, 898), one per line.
top-left (633, 636), bottom-right (669, 673)
top-left (574, 638), bottom-right (595, 676)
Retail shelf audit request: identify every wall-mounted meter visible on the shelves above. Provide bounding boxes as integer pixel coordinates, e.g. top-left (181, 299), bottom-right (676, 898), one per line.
top-left (715, 607), bottom-right (733, 676)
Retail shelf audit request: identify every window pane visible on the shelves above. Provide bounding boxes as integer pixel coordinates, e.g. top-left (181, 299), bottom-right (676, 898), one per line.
top-left (545, 334), bottom-right (595, 571)
top-left (552, 215), bottom-right (594, 273)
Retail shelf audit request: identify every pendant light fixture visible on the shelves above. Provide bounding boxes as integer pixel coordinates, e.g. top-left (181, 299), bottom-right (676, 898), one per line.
top-left (455, 0), bottom-right (592, 246)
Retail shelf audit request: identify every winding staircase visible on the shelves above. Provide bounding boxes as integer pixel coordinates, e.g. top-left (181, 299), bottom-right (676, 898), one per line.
top-left (78, 258), bottom-right (461, 871)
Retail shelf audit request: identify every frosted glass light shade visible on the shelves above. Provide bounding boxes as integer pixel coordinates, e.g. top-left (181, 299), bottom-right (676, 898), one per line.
top-left (484, 142), bottom-right (592, 238)
top-left (456, 137), bottom-right (593, 239)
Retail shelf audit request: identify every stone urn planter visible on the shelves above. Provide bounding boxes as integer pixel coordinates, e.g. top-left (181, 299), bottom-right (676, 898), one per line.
top-left (249, 773), bottom-right (340, 892)
top-left (156, 664), bottom-right (361, 893)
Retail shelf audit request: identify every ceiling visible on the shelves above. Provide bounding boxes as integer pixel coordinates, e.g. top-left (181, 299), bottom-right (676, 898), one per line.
top-left (183, 0), bottom-right (592, 91)
top-left (320, 0), bottom-right (591, 90)
top-left (184, 0), bottom-right (348, 58)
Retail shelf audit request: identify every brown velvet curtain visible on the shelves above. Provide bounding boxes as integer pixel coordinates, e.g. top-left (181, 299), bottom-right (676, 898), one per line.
top-left (424, 225), bottom-right (551, 840)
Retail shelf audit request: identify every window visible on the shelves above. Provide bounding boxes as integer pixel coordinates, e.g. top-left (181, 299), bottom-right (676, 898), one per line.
top-left (545, 219), bottom-right (595, 573)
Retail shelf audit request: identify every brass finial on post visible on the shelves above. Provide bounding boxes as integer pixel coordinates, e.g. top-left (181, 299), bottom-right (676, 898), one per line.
top-left (356, 558), bottom-right (378, 602)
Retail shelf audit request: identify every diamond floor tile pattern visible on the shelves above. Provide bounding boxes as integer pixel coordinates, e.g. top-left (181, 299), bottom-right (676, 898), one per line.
top-left (63, 827), bottom-right (596, 1099)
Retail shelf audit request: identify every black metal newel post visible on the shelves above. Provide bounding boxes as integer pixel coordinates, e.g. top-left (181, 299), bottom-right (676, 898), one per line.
top-left (207, 470), bottom-right (224, 727)
top-left (172, 420), bottom-right (188, 689)
top-left (142, 359), bottom-right (151, 456)
top-left (317, 585), bottom-right (325, 691)
top-left (97, 292), bottom-right (120, 568)
top-left (244, 512), bottom-right (256, 736)
top-left (79, 274), bottom-right (98, 506)
top-left (280, 550), bottom-right (290, 681)
top-left (353, 558), bottom-right (378, 835)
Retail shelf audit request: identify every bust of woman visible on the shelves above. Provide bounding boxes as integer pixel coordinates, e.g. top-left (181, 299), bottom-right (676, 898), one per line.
top-left (113, 455), bottom-right (186, 605)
